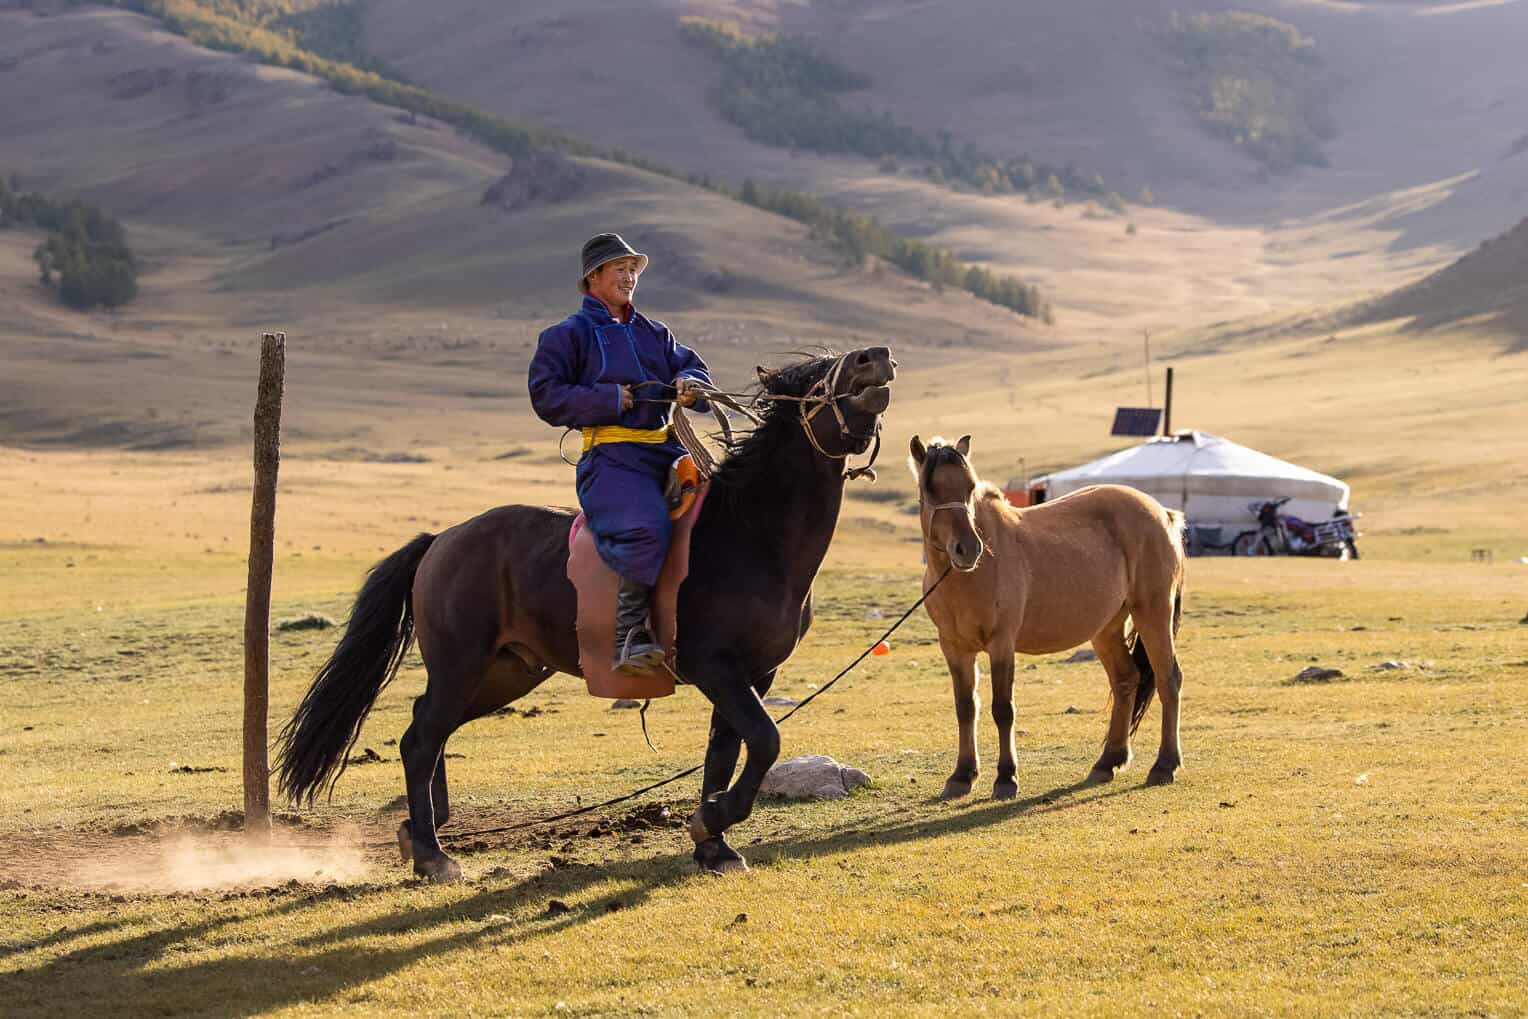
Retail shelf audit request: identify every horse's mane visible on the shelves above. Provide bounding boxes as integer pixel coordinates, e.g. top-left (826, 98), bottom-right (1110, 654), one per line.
top-left (917, 439), bottom-right (976, 491)
top-left (918, 438), bottom-right (1009, 510)
top-left (707, 351), bottom-right (841, 505)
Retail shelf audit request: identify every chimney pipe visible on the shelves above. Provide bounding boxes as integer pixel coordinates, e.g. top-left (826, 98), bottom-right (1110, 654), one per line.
top-left (1163, 366), bottom-right (1174, 436)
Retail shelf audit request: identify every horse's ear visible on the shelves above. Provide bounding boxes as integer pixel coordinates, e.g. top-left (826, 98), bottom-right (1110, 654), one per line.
top-left (956, 434), bottom-right (972, 457)
top-left (909, 435), bottom-right (927, 466)
top-left (755, 365), bottom-right (771, 386)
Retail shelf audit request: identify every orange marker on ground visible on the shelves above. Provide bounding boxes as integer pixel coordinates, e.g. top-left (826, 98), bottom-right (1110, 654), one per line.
top-left (872, 640), bottom-right (891, 656)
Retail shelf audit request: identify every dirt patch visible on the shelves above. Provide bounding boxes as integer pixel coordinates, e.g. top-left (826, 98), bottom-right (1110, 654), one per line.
top-left (437, 799), bottom-right (690, 857)
top-left (0, 799), bottom-right (697, 895)
top-left (0, 813), bottom-right (370, 896)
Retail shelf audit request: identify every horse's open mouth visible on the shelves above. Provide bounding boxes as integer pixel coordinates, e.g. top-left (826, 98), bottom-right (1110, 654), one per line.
top-left (847, 384), bottom-right (891, 415)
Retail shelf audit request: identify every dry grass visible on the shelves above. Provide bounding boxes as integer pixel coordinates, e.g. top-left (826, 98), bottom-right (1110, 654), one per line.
top-left (1, 534), bottom-right (1525, 1016)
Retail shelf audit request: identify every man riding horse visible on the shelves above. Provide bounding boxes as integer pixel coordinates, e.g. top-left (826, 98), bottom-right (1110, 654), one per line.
top-left (528, 233), bottom-right (711, 673)
top-left (277, 229), bottom-right (897, 879)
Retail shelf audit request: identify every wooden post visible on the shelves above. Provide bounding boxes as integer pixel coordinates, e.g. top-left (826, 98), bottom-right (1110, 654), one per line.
top-left (243, 331), bottom-right (285, 841)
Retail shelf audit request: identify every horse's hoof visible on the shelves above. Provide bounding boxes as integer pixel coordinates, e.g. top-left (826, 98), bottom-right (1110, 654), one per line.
top-left (705, 856), bottom-right (749, 876)
top-left (1145, 766), bottom-right (1177, 786)
top-left (396, 821), bottom-right (413, 862)
top-left (992, 780), bottom-right (1018, 800)
top-left (939, 778), bottom-right (973, 800)
top-left (693, 838), bottom-right (748, 875)
top-left (1084, 767), bottom-right (1115, 787)
top-left (414, 854), bottom-right (463, 883)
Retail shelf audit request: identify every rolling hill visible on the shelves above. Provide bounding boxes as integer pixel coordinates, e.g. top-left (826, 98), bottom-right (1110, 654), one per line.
top-left (1352, 213), bottom-right (1528, 349)
top-left (0, 3), bottom-right (1033, 448)
top-left (360, 0), bottom-right (1528, 337)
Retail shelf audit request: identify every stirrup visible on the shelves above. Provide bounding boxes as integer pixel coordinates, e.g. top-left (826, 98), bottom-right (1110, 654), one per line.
top-left (614, 626), bottom-right (665, 674)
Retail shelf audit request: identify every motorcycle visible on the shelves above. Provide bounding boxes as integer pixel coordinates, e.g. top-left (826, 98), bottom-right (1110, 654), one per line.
top-left (1232, 497), bottom-right (1360, 559)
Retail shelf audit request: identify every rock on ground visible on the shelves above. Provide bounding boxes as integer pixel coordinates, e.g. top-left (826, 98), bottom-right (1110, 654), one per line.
top-left (1294, 666), bottom-right (1344, 682)
top-left (758, 755), bottom-right (870, 801)
top-left (1064, 648), bottom-right (1098, 663)
top-left (276, 613), bottom-right (336, 632)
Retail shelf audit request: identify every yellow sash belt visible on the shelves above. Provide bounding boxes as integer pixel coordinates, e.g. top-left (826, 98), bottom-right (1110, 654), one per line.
top-left (580, 425), bottom-right (672, 453)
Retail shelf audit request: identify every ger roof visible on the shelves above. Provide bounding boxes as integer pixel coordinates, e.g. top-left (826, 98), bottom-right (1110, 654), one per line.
top-left (1038, 430), bottom-right (1348, 498)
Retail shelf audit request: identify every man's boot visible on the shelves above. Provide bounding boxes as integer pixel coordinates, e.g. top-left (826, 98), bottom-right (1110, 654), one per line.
top-left (614, 576), bottom-right (665, 673)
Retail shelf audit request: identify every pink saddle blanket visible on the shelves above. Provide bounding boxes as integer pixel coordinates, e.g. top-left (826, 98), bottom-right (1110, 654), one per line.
top-left (566, 486), bottom-right (707, 699)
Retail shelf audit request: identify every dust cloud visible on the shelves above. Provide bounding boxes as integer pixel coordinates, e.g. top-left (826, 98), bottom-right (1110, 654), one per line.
top-left (67, 829), bottom-right (369, 894)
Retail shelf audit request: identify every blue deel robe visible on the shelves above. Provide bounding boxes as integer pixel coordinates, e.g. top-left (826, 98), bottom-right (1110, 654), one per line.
top-left (528, 294), bottom-right (712, 586)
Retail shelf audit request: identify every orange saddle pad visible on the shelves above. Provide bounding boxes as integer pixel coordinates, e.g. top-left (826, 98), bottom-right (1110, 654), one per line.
top-left (566, 486), bottom-right (707, 699)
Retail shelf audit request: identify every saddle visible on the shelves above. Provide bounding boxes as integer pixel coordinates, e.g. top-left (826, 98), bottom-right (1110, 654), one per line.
top-left (567, 455), bottom-right (706, 699)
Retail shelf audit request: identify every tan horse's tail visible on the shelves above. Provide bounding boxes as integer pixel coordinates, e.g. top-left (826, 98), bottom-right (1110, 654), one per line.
top-left (1126, 634), bottom-right (1156, 735)
top-left (1127, 526), bottom-right (1185, 735)
top-left (1169, 509), bottom-right (1185, 640)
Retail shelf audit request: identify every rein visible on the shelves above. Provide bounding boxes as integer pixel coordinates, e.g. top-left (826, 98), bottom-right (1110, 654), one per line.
top-left (613, 353), bottom-right (884, 482)
top-left (414, 564), bottom-right (955, 848)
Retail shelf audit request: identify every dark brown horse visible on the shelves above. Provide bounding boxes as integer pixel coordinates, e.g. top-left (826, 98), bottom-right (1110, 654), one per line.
top-left (276, 348), bottom-right (896, 880)
top-left (910, 435), bottom-right (1187, 797)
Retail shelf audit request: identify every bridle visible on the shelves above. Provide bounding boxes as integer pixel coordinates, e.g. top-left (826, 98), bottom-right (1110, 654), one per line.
top-left (794, 353), bottom-right (884, 481)
top-left (918, 449), bottom-right (988, 564)
top-left (615, 352), bottom-right (888, 481)
top-left (926, 500), bottom-right (973, 520)
top-left (920, 494), bottom-right (986, 567)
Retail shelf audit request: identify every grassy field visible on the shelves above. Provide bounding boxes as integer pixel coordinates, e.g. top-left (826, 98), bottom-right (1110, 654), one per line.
top-left (2, 422), bottom-right (1525, 1016)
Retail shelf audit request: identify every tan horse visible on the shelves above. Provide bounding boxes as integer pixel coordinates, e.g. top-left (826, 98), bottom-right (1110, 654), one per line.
top-left (910, 435), bottom-right (1187, 798)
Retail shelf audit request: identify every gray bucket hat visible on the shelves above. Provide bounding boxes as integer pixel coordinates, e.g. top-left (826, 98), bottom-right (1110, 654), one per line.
top-left (579, 232), bottom-right (649, 292)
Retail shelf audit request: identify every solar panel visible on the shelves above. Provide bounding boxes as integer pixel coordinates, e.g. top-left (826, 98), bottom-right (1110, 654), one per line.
top-left (1111, 407), bottom-right (1162, 437)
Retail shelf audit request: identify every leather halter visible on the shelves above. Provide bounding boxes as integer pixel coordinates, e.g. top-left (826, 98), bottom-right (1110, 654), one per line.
top-left (797, 354), bottom-right (884, 481)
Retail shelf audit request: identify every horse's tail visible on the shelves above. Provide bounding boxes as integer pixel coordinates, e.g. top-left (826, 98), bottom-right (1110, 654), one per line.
top-left (1166, 510), bottom-right (1186, 642)
top-left (1126, 631), bottom-right (1156, 736)
top-left (276, 533), bottom-right (436, 807)
top-left (1166, 509), bottom-right (1188, 562)
top-left (1126, 538), bottom-right (1185, 735)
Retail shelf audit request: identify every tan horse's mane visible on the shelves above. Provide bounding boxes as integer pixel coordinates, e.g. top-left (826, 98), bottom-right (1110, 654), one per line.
top-left (916, 437), bottom-right (1013, 518)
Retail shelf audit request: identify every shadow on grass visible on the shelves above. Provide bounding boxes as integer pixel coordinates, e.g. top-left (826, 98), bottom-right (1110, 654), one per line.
top-left (0, 917), bottom-right (134, 963)
top-left (1, 777), bottom-right (1161, 1014)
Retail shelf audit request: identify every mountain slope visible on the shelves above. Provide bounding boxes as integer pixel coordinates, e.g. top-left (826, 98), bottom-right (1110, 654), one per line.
top-left (1353, 214), bottom-right (1528, 349)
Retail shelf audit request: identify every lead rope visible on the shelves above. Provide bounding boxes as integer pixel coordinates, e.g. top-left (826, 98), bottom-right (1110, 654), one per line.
top-left (420, 564), bottom-right (955, 847)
